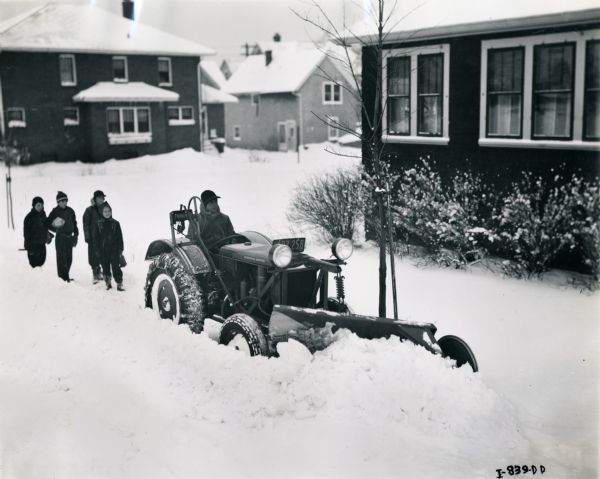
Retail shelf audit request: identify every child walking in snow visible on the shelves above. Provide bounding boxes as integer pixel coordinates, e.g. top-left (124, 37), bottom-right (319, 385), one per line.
top-left (23, 196), bottom-right (52, 267)
top-left (93, 203), bottom-right (125, 291)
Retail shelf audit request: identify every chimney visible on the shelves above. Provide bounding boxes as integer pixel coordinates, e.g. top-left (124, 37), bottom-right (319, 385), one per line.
top-left (265, 50), bottom-right (272, 66)
top-left (273, 33), bottom-right (281, 42)
top-left (122, 0), bottom-right (135, 20)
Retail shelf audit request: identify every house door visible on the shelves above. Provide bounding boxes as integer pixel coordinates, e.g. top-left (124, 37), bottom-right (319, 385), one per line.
top-left (278, 120), bottom-right (296, 152)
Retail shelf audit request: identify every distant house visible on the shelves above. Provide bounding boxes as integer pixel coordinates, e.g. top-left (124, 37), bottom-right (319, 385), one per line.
top-left (200, 61), bottom-right (238, 145)
top-left (223, 42), bottom-right (360, 151)
top-left (353, 1), bottom-right (600, 182)
top-left (0, 2), bottom-right (214, 163)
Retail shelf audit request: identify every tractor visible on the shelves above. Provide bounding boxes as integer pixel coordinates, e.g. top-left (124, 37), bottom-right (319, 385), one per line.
top-left (144, 196), bottom-right (478, 370)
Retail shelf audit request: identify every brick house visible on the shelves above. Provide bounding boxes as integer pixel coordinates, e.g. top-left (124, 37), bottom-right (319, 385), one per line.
top-left (353, 1), bottom-right (600, 182)
top-left (223, 42), bottom-right (360, 151)
top-left (0, 3), bottom-right (214, 163)
top-left (199, 61), bottom-right (238, 145)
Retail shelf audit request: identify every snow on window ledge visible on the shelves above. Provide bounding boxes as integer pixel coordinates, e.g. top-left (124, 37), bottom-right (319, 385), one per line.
top-left (61, 81), bottom-right (77, 87)
top-left (64, 119), bottom-right (79, 126)
top-left (479, 138), bottom-right (600, 151)
top-left (8, 120), bottom-right (26, 128)
top-left (108, 133), bottom-right (152, 145)
top-left (159, 82), bottom-right (173, 87)
top-left (168, 119), bottom-right (195, 126)
top-left (382, 134), bottom-right (449, 146)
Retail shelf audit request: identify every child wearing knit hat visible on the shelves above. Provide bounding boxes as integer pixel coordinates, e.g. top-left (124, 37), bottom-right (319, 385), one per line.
top-left (23, 196), bottom-right (51, 268)
top-left (46, 191), bottom-right (79, 282)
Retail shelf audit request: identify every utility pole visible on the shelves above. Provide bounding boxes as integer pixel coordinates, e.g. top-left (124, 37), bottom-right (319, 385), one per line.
top-left (241, 43), bottom-right (250, 57)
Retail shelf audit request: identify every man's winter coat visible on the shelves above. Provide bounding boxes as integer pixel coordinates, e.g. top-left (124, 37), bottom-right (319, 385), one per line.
top-left (46, 205), bottom-right (79, 239)
top-left (196, 203), bottom-right (235, 249)
top-left (23, 208), bottom-right (48, 249)
top-left (93, 217), bottom-right (124, 258)
top-left (83, 200), bottom-right (104, 243)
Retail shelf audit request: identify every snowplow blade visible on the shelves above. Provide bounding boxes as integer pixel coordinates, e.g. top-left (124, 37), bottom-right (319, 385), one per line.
top-left (268, 305), bottom-right (441, 355)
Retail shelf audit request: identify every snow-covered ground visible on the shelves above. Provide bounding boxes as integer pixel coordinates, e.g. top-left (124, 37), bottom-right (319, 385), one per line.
top-left (0, 145), bottom-right (598, 479)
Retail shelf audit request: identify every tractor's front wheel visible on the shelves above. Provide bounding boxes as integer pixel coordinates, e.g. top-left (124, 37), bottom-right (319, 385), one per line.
top-left (219, 314), bottom-right (268, 356)
top-left (145, 253), bottom-right (205, 333)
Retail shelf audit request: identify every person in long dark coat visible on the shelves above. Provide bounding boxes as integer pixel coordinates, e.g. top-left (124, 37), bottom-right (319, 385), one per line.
top-left (46, 191), bottom-right (79, 282)
top-left (93, 202), bottom-right (124, 291)
top-left (196, 189), bottom-right (235, 251)
top-left (23, 196), bottom-right (51, 267)
top-left (83, 190), bottom-right (106, 283)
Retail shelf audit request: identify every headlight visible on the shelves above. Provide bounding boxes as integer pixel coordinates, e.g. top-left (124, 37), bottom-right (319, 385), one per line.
top-left (269, 244), bottom-right (292, 268)
top-left (332, 238), bottom-right (353, 261)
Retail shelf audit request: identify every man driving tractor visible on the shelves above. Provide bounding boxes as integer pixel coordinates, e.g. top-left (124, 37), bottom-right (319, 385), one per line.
top-left (195, 190), bottom-right (235, 250)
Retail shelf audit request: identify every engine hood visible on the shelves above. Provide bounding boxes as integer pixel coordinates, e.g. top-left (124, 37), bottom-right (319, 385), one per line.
top-left (218, 241), bottom-right (273, 266)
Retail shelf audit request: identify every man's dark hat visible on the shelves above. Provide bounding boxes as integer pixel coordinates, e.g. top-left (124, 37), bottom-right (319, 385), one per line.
top-left (93, 190), bottom-right (106, 199)
top-left (32, 196), bottom-right (44, 207)
top-left (56, 191), bottom-right (68, 202)
top-left (201, 190), bottom-right (221, 205)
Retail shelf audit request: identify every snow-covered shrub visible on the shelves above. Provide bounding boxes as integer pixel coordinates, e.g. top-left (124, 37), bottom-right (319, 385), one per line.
top-left (287, 166), bottom-right (366, 240)
top-left (489, 172), bottom-right (581, 278)
top-left (391, 160), bottom-right (490, 267)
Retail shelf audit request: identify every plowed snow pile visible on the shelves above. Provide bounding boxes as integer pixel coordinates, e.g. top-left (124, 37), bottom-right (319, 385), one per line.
top-left (1, 146), bottom-right (597, 478)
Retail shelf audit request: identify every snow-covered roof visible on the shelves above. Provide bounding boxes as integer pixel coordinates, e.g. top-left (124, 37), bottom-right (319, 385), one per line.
top-left (201, 84), bottom-right (238, 104)
top-left (73, 82), bottom-right (179, 103)
top-left (0, 4), bottom-right (215, 57)
top-left (223, 42), bottom-right (327, 95)
top-left (200, 61), bottom-right (227, 89)
top-left (348, 0), bottom-right (600, 44)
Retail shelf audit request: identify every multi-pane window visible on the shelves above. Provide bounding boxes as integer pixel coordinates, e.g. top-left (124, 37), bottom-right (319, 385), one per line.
top-left (233, 125), bottom-right (241, 140)
top-left (7, 108), bottom-right (26, 128)
top-left (323, 82), bottom-right (342, 104)
top-left (584, 41), bottom-right (600, 141)
top-left (532, 43), bottom-right (575, 139)
top-left (387, 57), bottom-right (410, 135)
top-left (106, 107), bottom-right (151, 142)
top-left (158, 57), bottom-right (172, 85)
top-left (327, 116), bottom-right (339, 140)
top-left (112, 56), bottom-right (128, 82)
top-left (487, 48), bottom-right (523, 137)
top-left (417, 54), bottom-right (443, 136)
top-left (167, 106), bottom-right (194, 125)
top-left (59, 54), bottom-right (77, 86)
top-left (63, 107), bottom-right (79, 126)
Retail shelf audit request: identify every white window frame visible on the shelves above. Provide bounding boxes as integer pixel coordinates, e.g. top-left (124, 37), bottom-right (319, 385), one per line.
top-left (59, 54), bottom-right (77, 87)
top-left (167, 106), bottom-right (195, 126)
top-left (112, 56), bottom-right (128, 83)
top-left (233, 125), bottom-right (241, 141)
top-left (7, 108), bottom-right (26, 128)
top-left (251, 93), bottom-right (260, 105)
top-left (106, 107), bottom-right (152, 144)
top-left (63, 107), bottom-right (79, 126)
top-left (322, 82), bottom-right (343, 105)
top-left (480, 29), bottom-right (600, 151)
top-left (327, 115), bottom-right (340, 140)
top-left (382, 44), bottom-right (450, 145)
top-left (158, 57), bottom-right (172, 86)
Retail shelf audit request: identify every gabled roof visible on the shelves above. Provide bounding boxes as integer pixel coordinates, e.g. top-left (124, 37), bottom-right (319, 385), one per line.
top-left (349, 0), bottom-right (600, 44)
top-left (223, 42), bottom-right (335, 95)
top-left (201, 84), bottom-right (239, 104)
top-left (200, 61), bottom-right (228, 89)
top-left (0, 4), bottom-right (214, 57)
top-left (73, 82), bottom-right (179, 102)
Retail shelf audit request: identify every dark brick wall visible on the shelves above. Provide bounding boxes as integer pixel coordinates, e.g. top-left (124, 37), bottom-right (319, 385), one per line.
top-left (361, 23), bottom-right (600, 185)
top-left (206, 104), bottom-right (225, 139)
top-left (1, 51), bottom-right (201, 163)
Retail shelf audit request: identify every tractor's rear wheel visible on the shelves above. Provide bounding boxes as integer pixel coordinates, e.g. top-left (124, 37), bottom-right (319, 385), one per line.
top-left (219, 314), bottom-right (268, 356)
top-left (438, 335), bottom-right (478, 372)
top-left (145, 253), bottom-right (205, 333)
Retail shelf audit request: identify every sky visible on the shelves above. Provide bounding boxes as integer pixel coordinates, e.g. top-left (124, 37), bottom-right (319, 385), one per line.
top-left (0, 0), bottom-right (364, 64)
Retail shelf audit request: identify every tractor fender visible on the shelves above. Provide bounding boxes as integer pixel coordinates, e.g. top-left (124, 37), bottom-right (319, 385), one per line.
top-left (145, 239), bottom-right (211, 275)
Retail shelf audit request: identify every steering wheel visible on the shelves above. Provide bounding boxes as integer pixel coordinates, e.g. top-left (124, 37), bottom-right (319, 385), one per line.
top-left (188, 196), bottom-right (202, 215)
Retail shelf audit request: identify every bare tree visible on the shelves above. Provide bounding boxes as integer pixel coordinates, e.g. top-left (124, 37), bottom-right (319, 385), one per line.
top-left (293, 0), bottom-right (408, 317)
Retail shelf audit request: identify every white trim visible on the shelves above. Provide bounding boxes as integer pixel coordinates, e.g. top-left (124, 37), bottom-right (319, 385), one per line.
top-left (59, 54), bottom-right (77, 86)
top-left (7, 107), bottom-right (26, 128)
top-left (63, 106), bottom-right (79, 126)
top-left (106, 106), bottom-right (151, 141)
top-left (251, 93), bottom-right (260, 105)
top-left (382, 43), bottom-right (450, 144)
top-left (479, 138), bottom-right (600, 151)
top-left (108, 133), bottom-right (152, 145)
top-left (322, 81), bottom-right (343, 105)
top-left (327, 115), bottom-right (339, 140)
top-left (167, 106), bottom-right (195, 126)
top-left (479, 28), bottom-right (600, 148)
top-left (158, 57), bottom-right (172, 86)
top-left (112, 56), bottom-right (128, 83)
top-left (233, 125), bottom-right (241, 141)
